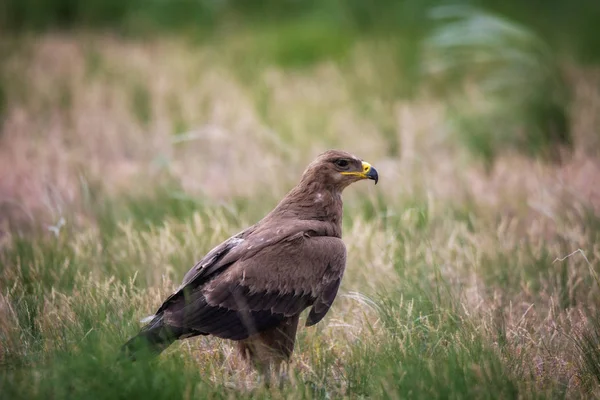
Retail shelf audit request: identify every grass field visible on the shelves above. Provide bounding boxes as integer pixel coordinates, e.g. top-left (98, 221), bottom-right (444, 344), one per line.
top-left (1, 26), bottom-right (599, 399)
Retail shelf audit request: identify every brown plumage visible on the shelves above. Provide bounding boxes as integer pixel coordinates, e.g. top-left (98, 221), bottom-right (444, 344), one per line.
top-left (121, 150), bottom-right (379, 373)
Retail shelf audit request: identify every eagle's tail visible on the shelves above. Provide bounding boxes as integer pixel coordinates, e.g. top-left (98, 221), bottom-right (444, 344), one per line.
top-left (120, 315), bottom-right (183, 361)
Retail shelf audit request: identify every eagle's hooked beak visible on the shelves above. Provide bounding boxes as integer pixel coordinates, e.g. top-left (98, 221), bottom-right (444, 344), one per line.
top-left (342, 161), bottom-right (378, 184)
top-left (362, 161), bottom-right (379, 185)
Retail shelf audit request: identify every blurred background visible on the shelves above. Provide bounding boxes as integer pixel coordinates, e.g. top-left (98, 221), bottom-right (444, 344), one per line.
top-left (1, 0), bottom-right (599, 227)
top-left (1, 1), bottom-right (600, 398)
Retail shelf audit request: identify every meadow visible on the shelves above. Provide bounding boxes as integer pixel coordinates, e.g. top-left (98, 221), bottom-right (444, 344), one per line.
top-left (1, 2), bottom-right (600, 398)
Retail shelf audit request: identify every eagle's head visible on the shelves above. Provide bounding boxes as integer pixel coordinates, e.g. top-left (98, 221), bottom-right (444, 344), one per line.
top-left (301, 149), bottom-right (379, 191)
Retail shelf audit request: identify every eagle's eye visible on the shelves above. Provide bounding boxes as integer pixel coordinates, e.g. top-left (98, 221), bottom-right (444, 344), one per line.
top-left (334, 159), bottom-right (350, 169)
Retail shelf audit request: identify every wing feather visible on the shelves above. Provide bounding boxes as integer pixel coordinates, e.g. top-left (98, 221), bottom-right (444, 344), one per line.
top-left (306, 277), bottom-right (342, 326)
top-left (157, 226), bottom-right (346, 340)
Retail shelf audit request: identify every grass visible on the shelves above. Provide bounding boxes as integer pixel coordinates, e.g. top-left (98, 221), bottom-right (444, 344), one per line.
top-left (1, 26), bottom-right (600, 399)
top-left (424, 5), bottom-right (571, 166)
top-left (2, 189), bottom-right (597, 398)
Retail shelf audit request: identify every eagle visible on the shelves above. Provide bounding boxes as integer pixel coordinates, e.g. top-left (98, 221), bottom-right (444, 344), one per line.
top-left (121, 150), bottom-right (379, 374)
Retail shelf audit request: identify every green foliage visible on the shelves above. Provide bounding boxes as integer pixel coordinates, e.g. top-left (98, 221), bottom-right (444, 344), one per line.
top-left (246, 19), bottom-right (355, 69)
top-left (0, 0), bottom-right (133, 31)
top-left (2, 0), bottom-right (598, 64)
top-left (424, 5), bottom-right (571, 166)
top-left (475, 0), bottom-right (600, 64)
top-left (0, 316), bottom-right (221, 400)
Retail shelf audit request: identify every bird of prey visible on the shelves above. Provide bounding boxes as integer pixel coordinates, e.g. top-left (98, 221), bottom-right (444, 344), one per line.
top-left (121, 149), bottom-right (378, 374)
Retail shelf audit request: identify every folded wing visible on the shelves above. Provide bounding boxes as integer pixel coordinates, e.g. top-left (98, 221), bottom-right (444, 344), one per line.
top-left (159, 231), bottom-right (346, 341)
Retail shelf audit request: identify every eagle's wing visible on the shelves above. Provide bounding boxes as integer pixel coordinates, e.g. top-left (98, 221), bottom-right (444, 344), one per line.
top-left (154, 232), bottom-right (248, 315)
top-left (160, 229), bottom-right (346, 340)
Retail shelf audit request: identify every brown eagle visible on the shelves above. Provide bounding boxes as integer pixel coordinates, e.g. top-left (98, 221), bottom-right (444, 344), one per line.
top-left (121, 150), bottom-right (378, 373)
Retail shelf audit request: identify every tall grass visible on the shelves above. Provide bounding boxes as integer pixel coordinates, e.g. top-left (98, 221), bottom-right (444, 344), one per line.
top-left (1, 21), bottom-right (600, 399)
top-left (2, 185), bottom-right (598, 397)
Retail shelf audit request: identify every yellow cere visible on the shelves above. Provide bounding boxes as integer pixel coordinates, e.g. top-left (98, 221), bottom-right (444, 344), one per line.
top-left (361, 161), bottom-right (372, 173)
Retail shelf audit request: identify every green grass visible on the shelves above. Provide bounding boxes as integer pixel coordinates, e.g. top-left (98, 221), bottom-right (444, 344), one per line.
top-left (0, 268), bottom-right (518, 399)
top-left (1, 18), bottom-right (600, 398)
top-left (2, 185), bottom-right (598, 398)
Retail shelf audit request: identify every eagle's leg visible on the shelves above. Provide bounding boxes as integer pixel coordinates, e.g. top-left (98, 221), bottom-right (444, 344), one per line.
top-left (238, 315), bottom-right (300, 385)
